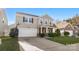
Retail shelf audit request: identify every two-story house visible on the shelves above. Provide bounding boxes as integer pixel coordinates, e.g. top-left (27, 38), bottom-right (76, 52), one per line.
top-left (37, 15), bottom-right (54, 34)
top-left (0, 9), bottom-right (8, 36)
top-left (16, 12), bottom-right (55, 37)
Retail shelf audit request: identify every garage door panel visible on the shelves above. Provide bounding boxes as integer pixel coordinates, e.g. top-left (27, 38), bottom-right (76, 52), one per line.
top-left (19, 28), bottom-right (37, 37)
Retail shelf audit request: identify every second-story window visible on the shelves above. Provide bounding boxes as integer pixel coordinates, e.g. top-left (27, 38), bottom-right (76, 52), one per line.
top-left (40, 21), bottom-right (42, 25)
top-left (29, 18), bottom-right (33, 23)
top-left (50, 22), bottom-right (51, 25)
top-left (25, 18), bottom-right (28, 22)
top-left (23, 17), bottom-right (28, 22)
top-left (45, 21), bottom-right (47, 24)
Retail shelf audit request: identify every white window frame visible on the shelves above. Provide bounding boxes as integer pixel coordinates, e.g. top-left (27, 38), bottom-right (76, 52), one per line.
top-left (39, 18), bottom-right (43, 25)
top-left (29, 18), bottom-right (33, 23)
top-left (23, 17), bottom-right (28, 23)
top-left (45, 21), bottom-right (47, 24)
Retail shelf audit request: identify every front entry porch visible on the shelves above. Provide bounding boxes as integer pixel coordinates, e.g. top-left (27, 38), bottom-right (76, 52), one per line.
top-left (38, 27), bottom-right (53, 34)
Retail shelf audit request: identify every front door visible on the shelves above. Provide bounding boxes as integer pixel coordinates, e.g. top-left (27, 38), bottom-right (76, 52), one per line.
top-left (39, 27), bottom-right (46, 34)
top-left (42, 27), bottom-right (46, 33)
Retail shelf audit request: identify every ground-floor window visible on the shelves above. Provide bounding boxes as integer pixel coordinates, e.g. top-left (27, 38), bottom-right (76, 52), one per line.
top-left (48, 28), bottom-right (53, 33)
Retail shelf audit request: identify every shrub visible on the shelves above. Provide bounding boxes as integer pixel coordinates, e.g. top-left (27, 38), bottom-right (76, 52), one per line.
top-left (77, 33), bottom-right (79, 36)
top-left (64, 31), bottom-right (70, 36)
top-left (39, 33), bottom-right (45, 37)
top-left (48, 33), bottom-right (53, 37)
top-left (48, 33), bottom-right (57, 37)
top-left (55, 29), bottom-right (61, 36)
top-left (9, 27), bottom-right (18, 37)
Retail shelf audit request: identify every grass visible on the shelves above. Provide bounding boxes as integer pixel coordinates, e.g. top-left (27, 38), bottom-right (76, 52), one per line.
top-left (0, 36), bottom-right (20, 51)
top-left (48, 36), bottom-right (79, 45)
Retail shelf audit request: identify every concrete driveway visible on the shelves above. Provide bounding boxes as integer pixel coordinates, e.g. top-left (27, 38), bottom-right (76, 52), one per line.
top-left (18, 37), bottom-right (79, 51)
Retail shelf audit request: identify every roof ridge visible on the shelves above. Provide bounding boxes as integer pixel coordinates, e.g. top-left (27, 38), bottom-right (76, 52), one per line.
top-left (16, 12), bottom-right (39, 17)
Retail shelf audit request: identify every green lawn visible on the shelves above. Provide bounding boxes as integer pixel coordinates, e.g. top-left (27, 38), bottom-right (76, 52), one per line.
top-left (0, 36), bottom-right (20, 51)
top-left (48, 36), bottom-right (79, 45)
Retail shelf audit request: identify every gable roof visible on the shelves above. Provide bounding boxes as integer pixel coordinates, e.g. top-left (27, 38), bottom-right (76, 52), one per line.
top-left (16, 12), bottom-right (39, 17)
top-left (41, 14), bottom-right (53, 20)
top-left (56, 21), bottom-right (73, 29)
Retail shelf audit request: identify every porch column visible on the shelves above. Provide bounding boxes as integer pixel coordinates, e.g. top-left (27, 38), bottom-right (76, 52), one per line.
top-left (53, 28), bottom-right (55, 33)
top-left (52, 28), bottom-right (53, 33)
top-left (46, 27), bottom-right (48, 33)
top-left (40, 27), bottom-right (42, 33)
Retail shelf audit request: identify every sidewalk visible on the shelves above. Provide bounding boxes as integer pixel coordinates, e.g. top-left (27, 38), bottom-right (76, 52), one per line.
top-left (19, 40), bottom-right (43, 51)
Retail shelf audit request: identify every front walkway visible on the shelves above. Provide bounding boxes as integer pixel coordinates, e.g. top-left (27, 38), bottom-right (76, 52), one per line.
top-left (18, 37), bottom-right (79, 51)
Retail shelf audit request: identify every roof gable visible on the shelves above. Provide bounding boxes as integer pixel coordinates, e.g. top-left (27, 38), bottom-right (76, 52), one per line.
top-left (65, 24), bottom-right (73, 30)
top-left (56, 21), bottom-right (73, 29)
top-left (41, 14), bottom-right (53, 20)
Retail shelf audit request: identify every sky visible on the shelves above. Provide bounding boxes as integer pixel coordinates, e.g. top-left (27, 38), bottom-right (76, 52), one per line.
top-left (5, 8), bottom-right (79, 25)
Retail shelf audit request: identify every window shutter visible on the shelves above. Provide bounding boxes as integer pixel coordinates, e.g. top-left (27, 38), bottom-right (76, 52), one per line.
top-left (32, 18), bottom-right (33, 23)
top-left (50, 22), bottom-right (51, 25)
top-left (23, 17), bottom-right (25, 22)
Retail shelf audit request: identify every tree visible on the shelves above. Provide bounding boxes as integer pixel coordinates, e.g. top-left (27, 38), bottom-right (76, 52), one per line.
top-left (9, 27), bottom-right (18, 37)
top-left (55, 29), bottom-right (61, 36)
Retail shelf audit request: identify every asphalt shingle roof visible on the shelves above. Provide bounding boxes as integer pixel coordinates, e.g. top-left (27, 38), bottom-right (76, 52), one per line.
top-left (16, 12), bottom-right (39, 17)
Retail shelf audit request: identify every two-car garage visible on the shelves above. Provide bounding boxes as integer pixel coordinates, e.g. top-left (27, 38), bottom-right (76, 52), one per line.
top-left (18, 28), bottom-right (37, 37)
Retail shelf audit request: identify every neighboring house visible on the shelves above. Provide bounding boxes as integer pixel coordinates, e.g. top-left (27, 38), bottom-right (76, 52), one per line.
top-left (0, 9), bottom-right (8, 36)
top-left (66, 15), bottom-right (79, 26)
top-left (66, 15), bottom-right (79, 37)
top-left (73, 24), bottom-right (79, 37)
top-left (56, 21), bottom-right (74, 36)
top-left (15, 12), bottom-right (55, 37)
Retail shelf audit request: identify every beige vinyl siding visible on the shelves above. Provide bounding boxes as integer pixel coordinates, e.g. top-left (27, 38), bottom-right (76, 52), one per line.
top-left (16, 13), bottom-right (38, 28)
top-left (0, 9), bottom-right (8, 36)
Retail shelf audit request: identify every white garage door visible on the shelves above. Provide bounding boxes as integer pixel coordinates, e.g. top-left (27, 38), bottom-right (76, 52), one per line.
top-left (18, 28), bottom-right (37, 37)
